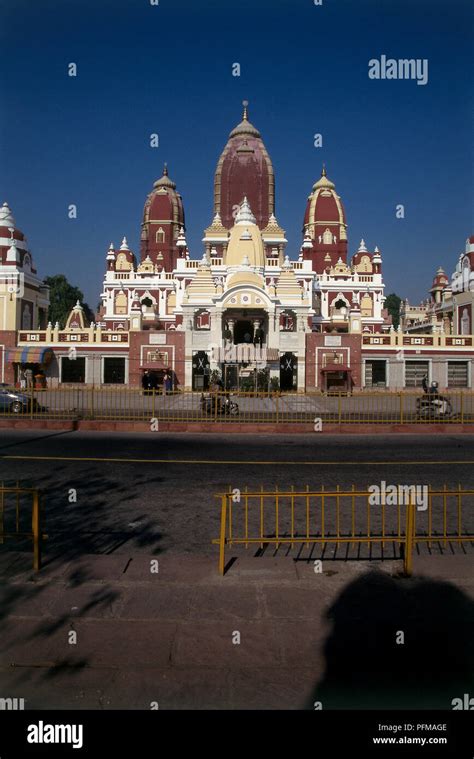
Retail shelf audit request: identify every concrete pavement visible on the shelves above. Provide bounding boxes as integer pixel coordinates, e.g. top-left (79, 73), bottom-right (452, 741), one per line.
top-left (1, 550), bottom-right (473, 710)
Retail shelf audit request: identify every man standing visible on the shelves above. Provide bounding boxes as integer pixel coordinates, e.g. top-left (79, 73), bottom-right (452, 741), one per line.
top-left (24, 367), bottom-right (33, 389)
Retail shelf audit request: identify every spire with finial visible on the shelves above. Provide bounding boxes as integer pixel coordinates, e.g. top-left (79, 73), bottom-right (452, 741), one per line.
top-left (235, 196), bottom-right (257, 226)
top-left (312, 165), bottom-right (335, 191)
top-left (154, 163), bottom-right (176, 190)
top-left (229, 101), bottom-right (260, 138)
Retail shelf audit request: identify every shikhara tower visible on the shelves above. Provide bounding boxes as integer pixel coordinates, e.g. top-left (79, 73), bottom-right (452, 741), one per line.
top-left (140, 164), bottom-right (186, 271)
top-left (213, 101), bottom-right (275, 230)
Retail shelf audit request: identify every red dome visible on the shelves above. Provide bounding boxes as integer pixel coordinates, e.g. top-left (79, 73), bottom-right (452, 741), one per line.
top-left (301, 168), bottom-right (348, 273)
top-left (431, 267), bottom-right (449, 289)
top-left (214, 103), bottom-right (275, 230)
top-left (140, 164), bottom-right (185, 271)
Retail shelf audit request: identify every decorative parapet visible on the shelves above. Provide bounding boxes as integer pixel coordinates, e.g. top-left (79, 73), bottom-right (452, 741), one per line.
top-left (362, 335), bottom-right (392, 345)
top-left (17, 329), bottom-right (129, 345)
top-left (446, 336), bottom-right (473, 347)
top-left (402, 335), bottom-right (434, 346)
top-left (362, 333), bottom-right (473, 348)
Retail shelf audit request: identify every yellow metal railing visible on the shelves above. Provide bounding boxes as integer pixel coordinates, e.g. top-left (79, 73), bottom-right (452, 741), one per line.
top-left (213, 486), bottom-right (474, 575)
top-left (0, 484), bottom-right (46, 571)
top-left (0, 387), bottom-right (473, 424)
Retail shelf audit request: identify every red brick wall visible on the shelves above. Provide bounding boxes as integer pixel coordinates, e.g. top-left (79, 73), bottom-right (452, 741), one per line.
top-left (305, 333), bottom-right (362, 390)
top-left (0, 331), bottom-right (17, 384)
top-left (129, 330), bottom-right (185, 388)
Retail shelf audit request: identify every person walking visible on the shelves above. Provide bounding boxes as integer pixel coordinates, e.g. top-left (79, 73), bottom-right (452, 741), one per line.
top-left (162, 372), bottom-right (168, 395)
top-left (19, 368), bottom-right (26, 390)
top-left (165, 370), bottom-right (173, 394)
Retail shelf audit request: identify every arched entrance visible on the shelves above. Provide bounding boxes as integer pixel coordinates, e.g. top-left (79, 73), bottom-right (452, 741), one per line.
top-left (280, 352), bottom-right (297, 391)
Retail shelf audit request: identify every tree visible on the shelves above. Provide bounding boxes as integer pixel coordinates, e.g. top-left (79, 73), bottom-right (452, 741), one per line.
top-left (44, 274), bottom-right (95, 328)
top-left (385, 292), bottom-right (402, 329)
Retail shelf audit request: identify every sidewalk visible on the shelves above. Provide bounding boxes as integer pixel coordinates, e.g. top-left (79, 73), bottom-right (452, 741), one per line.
top-left (0, 551), bottom-right (472, 710)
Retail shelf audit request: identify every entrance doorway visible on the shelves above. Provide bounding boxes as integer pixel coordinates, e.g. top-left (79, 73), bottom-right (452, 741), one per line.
top-left (280, 352), bottom-right (297, 391)
top-left (192, 351), bottom-right (210, 390)
top-left (233, 320), bottom-right (254, 344)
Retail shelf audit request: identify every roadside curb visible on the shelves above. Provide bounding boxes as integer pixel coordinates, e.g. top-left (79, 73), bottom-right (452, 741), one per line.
top-left (1, 419), bottom-right (474, 434)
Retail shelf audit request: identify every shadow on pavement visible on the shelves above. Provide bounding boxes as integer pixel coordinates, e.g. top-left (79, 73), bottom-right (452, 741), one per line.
top-left (307, 570), bottom-right (474, 709)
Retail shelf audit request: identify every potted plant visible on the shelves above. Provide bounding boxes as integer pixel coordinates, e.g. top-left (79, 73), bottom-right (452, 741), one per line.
top-left (269, 376), bottom-right (280, 395)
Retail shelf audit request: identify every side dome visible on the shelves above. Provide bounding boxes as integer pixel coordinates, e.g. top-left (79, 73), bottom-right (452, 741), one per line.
top-left (214, 102), bottom-right (275, 230)
top-left (140, 164), bottom-right (185, 271)
top-left (431, 266), bottom-right (449, 290)
top-left (303, 167), bottom-right (347, 234)
top-left (0, 202), bottom-right (36, 271)
top-left (301, 167), bottom-right (348, 273)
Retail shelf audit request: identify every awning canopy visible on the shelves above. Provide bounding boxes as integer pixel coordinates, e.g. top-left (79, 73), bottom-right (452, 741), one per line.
top-left (321, 364), bottom-right (352, 373)
top-left (6, 347), bottom-right (55, 365)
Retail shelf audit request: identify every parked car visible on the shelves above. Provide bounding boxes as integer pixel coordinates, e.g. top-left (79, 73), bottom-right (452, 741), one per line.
top-left (0, 384), bottom-right (47, 414)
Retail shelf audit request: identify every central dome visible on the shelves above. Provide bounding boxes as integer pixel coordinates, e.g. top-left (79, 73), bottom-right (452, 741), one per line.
top-left (214, 101), bottom-right (275, 230)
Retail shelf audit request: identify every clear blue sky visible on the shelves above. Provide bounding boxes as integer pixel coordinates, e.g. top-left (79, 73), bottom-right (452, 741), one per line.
top-left (0, 0), bottom-right (472, 309)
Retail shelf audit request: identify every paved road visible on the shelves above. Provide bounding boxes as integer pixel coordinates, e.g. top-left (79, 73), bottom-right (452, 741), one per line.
top-left (0, 432), bottom-right (473, 710)
top-left (0, 431), bottom-right (473, 558)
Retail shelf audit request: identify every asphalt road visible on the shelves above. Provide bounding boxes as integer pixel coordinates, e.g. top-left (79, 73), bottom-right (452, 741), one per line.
top-left (0, 431), bottom-right (473, 561)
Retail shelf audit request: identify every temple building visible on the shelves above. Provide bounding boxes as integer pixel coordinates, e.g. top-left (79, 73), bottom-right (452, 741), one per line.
top-left (0, 103), bottom-right (472, 392)
top-left (401, 237), bottom-right (474, 337)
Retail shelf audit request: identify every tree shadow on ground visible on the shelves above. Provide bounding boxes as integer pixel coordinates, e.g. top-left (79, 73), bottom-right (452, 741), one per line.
top-left (0, 468), bottom-right (165, 571)
top-left (306, 571), bottom-right (474, 709)
top-left (0, 468), bottom-right (166, 662)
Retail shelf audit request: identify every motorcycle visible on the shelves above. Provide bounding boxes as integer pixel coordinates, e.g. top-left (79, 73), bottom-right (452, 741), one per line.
top-left (200, 392), bottom-right (239, 416)
top-left (416, 380), bottom-right (453, 419)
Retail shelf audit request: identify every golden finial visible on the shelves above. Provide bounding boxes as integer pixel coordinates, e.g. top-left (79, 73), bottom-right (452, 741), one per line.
top-left (163, 162), bottom-right (168, 176)
top-left (242, 100), bottom-right (249, 120)
top-left (321, 164), bottom-right (327, 177)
